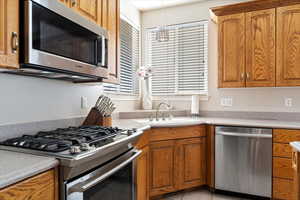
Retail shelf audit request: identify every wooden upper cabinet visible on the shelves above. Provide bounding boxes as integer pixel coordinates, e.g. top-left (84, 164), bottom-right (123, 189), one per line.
top-left (218, 13), bottom-right (245, 88)
top-left (277, 4), bottom-right (300, 87)
top-left (0, 0), bottom-right (19, 69)
top-left (176, 138), bottom-right (207, 190)
top-left (71, 0), bottom-right (102, 24)
top-left (102, 0), bottom-right (120, 84)
top-left (245, 9), bottom-right (276, 87)
top-left (149, 140), bottom-right (176, 197)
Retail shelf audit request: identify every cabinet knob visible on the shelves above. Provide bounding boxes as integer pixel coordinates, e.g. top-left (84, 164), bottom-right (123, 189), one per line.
top-left (241, 72), bottom-right (245, 80)
top-left (11, 32), bottom-right (18, 54)
top-left (246, 73), bottom-right (250, 80)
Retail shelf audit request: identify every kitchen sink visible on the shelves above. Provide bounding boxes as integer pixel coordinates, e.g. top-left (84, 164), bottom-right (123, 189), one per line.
top-left (135, 117), bottom-right (205, 128)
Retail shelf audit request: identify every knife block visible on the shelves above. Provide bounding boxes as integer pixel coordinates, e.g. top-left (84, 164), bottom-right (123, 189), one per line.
top-left (82, 107), bottom-right (112, 127)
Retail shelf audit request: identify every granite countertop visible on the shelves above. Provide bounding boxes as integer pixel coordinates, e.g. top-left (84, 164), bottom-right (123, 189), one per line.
top-left (290, 142), bottom-right (300, 152)
top-left (0, 150), bottom-right (58, 189)
top-left (131, 117), bottom-right (300, 129)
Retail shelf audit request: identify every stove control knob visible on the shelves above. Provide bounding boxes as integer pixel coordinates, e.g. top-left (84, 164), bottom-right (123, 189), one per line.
top-left (80, 143), bottom-right (90, 151)
top-left (127, 130), bottom-right (134, 136)
top-left (70, 146), bottom-right (81, 154)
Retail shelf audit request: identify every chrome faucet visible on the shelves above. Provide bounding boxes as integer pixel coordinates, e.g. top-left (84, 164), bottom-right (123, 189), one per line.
top-left (155, 102), bottom-right (171, 121)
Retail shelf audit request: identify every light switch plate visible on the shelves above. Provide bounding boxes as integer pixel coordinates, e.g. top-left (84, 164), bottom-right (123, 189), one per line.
top-left (285, 98), bottom-right (293, 107)
top-left (221, 97), bottom-right (233, 107)
top-left (81, 96), bottom-right (88, 109)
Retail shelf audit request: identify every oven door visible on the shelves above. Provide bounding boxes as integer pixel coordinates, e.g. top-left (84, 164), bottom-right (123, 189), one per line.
top-left (66, 149), bottom-right (142, 200)
top-left (24, 0), bottom-right (108, 78)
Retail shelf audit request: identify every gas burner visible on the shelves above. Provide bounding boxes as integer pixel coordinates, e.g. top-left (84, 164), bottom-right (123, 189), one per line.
top-left (0, 126), bottom-right (126, 153)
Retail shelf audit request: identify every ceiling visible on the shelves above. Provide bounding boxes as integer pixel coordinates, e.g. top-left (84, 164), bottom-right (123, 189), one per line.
top-left (129, 0), bottom-right (206, 11)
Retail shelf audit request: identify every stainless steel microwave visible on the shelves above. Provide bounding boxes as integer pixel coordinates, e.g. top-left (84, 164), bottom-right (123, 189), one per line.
top-left (13, 0), bottom-right (109, 82)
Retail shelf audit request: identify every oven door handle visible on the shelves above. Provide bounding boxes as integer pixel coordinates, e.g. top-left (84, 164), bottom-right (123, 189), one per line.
top-left (68, 149), bottom-right (142, 193)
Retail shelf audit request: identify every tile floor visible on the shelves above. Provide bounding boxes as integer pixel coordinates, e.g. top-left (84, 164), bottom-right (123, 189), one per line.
top-left (159, 189), bottom-right (251, 200)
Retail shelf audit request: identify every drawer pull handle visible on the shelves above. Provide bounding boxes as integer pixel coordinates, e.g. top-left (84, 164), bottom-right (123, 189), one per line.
top-left (11, 32), bottom-right (18, 54)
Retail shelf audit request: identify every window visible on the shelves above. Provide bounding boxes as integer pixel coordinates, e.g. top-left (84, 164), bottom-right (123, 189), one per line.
top-left (147, 21), bottom-right (208, 95)
top-left (104, 18), bottom-right (140, 95)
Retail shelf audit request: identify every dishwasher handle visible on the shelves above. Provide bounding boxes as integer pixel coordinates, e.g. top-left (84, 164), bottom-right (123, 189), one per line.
top-left (217, 131), bottom-right (272, 138)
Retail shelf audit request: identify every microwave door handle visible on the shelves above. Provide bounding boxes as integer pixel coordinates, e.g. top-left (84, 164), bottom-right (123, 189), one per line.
top-left (101, 37), bottom-right (106, 67)
top-left (68, 149), bottom-right (142, 194)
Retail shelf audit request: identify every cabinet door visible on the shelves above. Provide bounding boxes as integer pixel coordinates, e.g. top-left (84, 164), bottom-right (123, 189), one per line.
top-left (218, 13), bottom-right (245, 88)
top-left (71, 0), bottom-right (102, 24)
top-left (176, 138), bottom-right (207, 190)
top-left (277, 5), bottom-right (300, 87)
top-left (0, 0), bottom-right (19, 69)
top-left (102, 0), bottom-right (120, 84)
top-left (149, 140), bottom-right (176, 197)
top-left (245, 9), bottom-right (276, 87)
top-left (137, 146), bottom-right (149, 200)
top-left (292, 150), bottom-right (300, 200)
top-left (0, 170), bottom-right (57, 200)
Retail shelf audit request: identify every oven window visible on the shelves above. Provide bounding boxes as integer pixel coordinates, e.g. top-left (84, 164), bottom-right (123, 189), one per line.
top-left (68, 163), bottom-right (134, 200)
top-left (32, 2), bottom-right (98, 65)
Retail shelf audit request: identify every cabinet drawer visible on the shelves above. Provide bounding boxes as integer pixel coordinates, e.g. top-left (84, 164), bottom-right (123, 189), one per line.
top-left (135, 129), bottom-right (150, 149)
top-left (273, 143), bottom-right (292, 158)
top-left (273, 129), bottom-right (300, 143)
top-left (273, 178), bottom-right (293, 200)
top-left (273, 157), bottom-right (293, 179)
top-left (150, 126), bottom-right (206, 142)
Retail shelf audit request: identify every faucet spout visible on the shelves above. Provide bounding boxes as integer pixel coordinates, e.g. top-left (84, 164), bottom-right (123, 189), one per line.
top-left (155, 102), bottom-right (171, 121)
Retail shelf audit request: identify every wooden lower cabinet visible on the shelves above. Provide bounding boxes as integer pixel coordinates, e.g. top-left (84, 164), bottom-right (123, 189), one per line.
top-left (0, 169), bottom-right (58, 200)
top-left (176, 138), bottom-right (207, 190)
top-left (292, 149), bottom-right (300, 200)
top-left (149, 137), bottom-right (207, 197)
top-left (149, 140), bottom-right (177, 197)
top-left (136, 146), bottom-right (150, 200)
top-left (273, 178), bottom-right (293, 200)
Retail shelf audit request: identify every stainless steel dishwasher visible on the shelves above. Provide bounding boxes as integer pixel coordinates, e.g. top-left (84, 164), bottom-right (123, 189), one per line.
top-left (215, 126), bottom-right (272, 198)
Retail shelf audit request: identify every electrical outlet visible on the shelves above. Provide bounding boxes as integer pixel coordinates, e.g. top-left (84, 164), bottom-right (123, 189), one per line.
top-left (81, 96), bottom-right (88, 109)
top-left (285, 98), bottom-right (293, 107)
top-left (221, 97), bottom-right (233, 107)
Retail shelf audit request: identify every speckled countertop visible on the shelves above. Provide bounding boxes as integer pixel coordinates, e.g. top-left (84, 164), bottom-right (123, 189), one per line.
top-left (0, 150), bottom-right (58, 189)
top-left (290, 142), bottom-right (300, 152)
top-left (130, 117), bottom-right (300, 129)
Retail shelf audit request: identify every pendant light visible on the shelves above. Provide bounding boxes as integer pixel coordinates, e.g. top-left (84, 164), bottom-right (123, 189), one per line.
top-left (155, 0), bottom-right (169, 42)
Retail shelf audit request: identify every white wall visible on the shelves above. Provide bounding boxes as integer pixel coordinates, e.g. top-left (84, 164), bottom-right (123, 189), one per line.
top-left (141, 0), bottom-right (300, 113)
top-left (0, 0), bottom-right (141, 126)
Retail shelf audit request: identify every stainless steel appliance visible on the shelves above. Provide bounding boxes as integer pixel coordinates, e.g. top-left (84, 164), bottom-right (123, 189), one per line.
top-left (5, 0), bottom-right (109, 82)
top-left (0, 126), bottom-right (143, 200)
top-left (215, 126), bottom-right (272, 198)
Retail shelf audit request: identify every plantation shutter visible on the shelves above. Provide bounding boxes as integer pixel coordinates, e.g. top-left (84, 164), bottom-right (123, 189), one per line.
top-left (148, 21), bottom-right (208, 95)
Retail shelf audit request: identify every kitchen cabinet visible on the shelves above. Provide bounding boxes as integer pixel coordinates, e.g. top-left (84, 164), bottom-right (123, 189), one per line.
top-left (148, 126), bottom-right (207, 197)
top-left (277, 4), bottom-right (300, 87)
top-left (176, 138), bottom-right (207, 190)
top-left (149, 140), bottom-right (177, 197)
top-left (212, 0), bottom-right (300, 88)
top-left (102, 0), bottom-right (120, 84)
top-left (136, 146), bottom-right (150, 200)
top-left (292, 149), bottom-right (300, 200)
top-left (273, 129), bottom-right (300, 200)
top-left (0, 0), bottom-right (19, 69)
top-left (0, 169), bottom-right (58, 200)
top-left (70, 0), bottom-right (102, 25)
top-left (245, 9), bottom-right (276, 87)
top-left (218, 13), bottom-right (245, 88)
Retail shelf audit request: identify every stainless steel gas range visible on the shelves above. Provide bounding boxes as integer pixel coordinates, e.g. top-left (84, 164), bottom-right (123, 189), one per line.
top-left (0, 126), bottom-right (143, 200)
